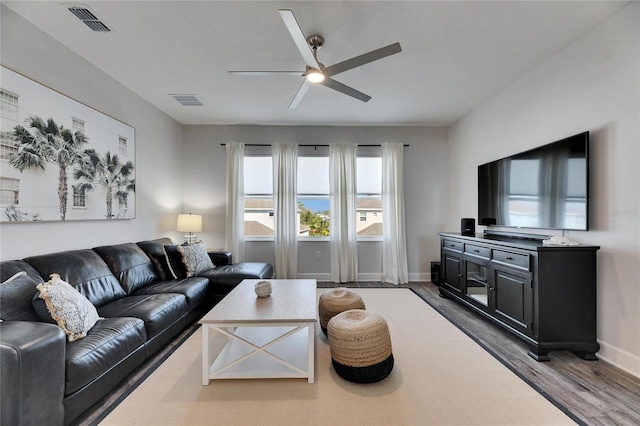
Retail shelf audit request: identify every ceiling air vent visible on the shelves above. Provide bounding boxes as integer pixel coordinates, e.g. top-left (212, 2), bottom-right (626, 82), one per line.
top-left (68, 6), bottom-right (111, 32)
top-left (170, 94), bottom-right (204, 107)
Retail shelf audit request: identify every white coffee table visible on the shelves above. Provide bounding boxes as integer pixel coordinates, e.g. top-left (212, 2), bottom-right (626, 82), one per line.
top-left (199, 279), bottom-right (317, 385)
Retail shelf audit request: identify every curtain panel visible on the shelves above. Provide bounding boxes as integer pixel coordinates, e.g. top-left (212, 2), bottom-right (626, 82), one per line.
top-left (329, 144), bottom-right (359, 283)
top-left (272, 143), bottom-right (298, 278)
top-left (225, 141), bottom-right (245, 262)
top-left (382, 142), bottom-right (409, 284)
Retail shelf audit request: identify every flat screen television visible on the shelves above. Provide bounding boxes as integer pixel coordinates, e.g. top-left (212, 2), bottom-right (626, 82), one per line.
top-left (478, 131), bottom-right (589, 231)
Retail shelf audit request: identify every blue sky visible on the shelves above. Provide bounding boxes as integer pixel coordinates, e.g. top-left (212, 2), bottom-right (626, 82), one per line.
top-left (300, 199), bottom-right (329, 213)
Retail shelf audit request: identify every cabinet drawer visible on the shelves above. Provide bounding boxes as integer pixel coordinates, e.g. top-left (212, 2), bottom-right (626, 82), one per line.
top-left (493, 250), bottom-right (530, 270)
top-left (464, 244), bottom-right (491, 259)
top-left (443, 239), bottom-right (463, 252)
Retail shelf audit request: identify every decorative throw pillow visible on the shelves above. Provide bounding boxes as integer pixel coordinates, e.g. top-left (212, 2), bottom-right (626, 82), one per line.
top-left (177, 242), bottom-right (215, 277)
top-left (163, 244), bottom-right (188, 279)
top-left (36, 274), bottom-right (101, 342)
top-left (2, 271), bottom-right (27, 284)
top-left (1, 273), bottom-right (41, 322)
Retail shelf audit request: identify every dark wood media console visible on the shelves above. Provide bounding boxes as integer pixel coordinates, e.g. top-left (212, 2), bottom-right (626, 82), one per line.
top-left (439, 230), bottom-right (600, 361)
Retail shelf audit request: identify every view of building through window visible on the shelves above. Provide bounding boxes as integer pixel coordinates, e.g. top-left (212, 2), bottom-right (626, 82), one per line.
top-left (244, 154), bottom-right (382, 238)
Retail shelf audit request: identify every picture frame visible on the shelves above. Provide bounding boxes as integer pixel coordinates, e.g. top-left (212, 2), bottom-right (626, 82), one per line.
top-left (0, 66), bottom-right (136, 222)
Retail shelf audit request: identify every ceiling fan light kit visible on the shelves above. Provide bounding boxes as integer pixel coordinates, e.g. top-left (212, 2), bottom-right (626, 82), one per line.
top-left (229, 9), bottom-right (402, 109)
top-left (304, 67), bottom-right (325, 83)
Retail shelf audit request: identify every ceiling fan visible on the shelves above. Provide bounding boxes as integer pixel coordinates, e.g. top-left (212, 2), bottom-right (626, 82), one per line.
top-left (229, 9), bottom-right (402, 109)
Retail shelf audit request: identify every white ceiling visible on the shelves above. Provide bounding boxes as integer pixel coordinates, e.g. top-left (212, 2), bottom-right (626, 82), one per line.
top-left (3, 1), bottom-right (628, 126)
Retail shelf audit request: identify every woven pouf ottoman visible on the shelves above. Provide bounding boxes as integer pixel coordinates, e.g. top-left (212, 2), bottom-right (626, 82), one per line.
top-left (327, 309), bottom-right (394, 383)
top-left (318, 288), bottom-right (366, 335)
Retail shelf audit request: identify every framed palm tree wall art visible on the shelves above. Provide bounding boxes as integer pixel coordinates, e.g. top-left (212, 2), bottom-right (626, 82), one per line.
top-left (0, 66), bottom-right (135, 222)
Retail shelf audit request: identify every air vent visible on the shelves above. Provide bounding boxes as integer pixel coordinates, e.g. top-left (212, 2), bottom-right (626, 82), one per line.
top-left (170, 94), bottom-right (204, 107)
top-left (68, 6), bottom-right (111, 32)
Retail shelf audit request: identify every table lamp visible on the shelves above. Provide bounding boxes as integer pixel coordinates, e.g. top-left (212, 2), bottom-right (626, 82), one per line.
top-left (177, 213), bottom-right (202, 244)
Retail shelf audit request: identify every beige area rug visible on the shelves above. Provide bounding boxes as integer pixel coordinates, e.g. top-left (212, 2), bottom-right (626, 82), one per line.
top-left (100, 289), bottom-right (575, 426)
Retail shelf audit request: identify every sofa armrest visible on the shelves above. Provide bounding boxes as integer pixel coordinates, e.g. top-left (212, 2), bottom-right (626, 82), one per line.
top-left (208, 251), bottom-right (232, 267)
top-left (0, 321), bottom-right (66, 426)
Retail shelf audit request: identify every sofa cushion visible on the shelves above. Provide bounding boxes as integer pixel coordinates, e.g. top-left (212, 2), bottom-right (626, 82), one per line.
top-left (97, 293), bottom-right (188, 340)
top-left (64, 317), bottom-right (146, 395)
top-left (132, 276), bottom-right (210, 309)
top-left (137, 238), bottom-right (174, 281)
top-left (0, 259), bottom-right (45, 286)
top-left (0, 271), bottom-right (41, 322)
top-left (25, 250), bottom-right (126, 307)
top-left (36, 274), bottom-right (102, 342)
top-left (93, 243), bottom-right (159, 294)
top-left (198, 262), bottom-right (274, 297)
top-left (177, 242), bottom-right (214, 277)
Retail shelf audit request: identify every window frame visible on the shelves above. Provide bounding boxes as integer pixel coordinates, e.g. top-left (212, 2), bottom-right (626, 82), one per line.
top-left (244, 154), bottom-right (275, 241)
top-left (242, 148), bottom-right (384, 242)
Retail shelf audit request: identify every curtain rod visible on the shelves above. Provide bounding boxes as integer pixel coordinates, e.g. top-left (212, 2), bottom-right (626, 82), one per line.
top-left (220, 143), bottom-right (409, 147)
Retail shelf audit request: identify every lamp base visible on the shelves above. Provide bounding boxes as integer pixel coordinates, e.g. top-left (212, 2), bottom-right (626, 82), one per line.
top-left (184, 233), bottom-right (198, 244)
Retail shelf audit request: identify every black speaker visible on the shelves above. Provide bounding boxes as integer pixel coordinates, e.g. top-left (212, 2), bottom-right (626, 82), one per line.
top-left (461, 218), bottom-right (475, 236)
top-left (430, 261), bottom-right (441, 285)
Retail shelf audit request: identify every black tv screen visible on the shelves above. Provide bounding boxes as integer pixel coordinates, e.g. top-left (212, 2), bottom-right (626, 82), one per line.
top-left (478, 132), bottom-right (589, 231)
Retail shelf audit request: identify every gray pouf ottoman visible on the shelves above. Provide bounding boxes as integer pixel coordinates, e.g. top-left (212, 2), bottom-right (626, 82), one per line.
top-left (318, 288), bottom-right (366, 335)
top-left (327, 309), bottom-right (394, 383)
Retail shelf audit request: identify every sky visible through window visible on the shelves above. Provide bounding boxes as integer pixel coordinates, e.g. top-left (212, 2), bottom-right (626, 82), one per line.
top-left (301, 199), bottom-right (329, 213)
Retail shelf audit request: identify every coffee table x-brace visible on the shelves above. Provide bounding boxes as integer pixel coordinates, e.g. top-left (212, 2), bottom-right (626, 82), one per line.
top-left (199, 279), bottom-right (317, 385)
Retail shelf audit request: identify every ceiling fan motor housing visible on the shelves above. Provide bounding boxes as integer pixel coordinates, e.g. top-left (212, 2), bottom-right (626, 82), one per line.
top-left (307, 35), bottom-right (324, 50)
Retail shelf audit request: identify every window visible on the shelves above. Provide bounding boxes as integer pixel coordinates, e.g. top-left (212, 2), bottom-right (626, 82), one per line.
top-left (244, 156), bottom-right (274, 237)
top-left (72, 117), bottom-right (85, 132)
top-left (0, 132), bottom-right (18, 160)
top-left (73, 185), bottom-right (86, 208)
top-left (119, 195), bottom-right (128, 209)
top-left (0, 89), bottom-right (19, 121)
top-left (298, 156), bottom-right (330, 237)
top-left (0, 177), bottom-right (19, 205)
top-left (242, 149), bottom-right (383, 239)
top-left (356, 156), bottom-right (382, 236)
top-left (118, 136), bottom-right (128, 156)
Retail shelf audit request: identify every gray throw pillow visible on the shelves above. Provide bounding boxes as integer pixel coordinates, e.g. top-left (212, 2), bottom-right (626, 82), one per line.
top-left (36, 274), bottom-right (102, 342)
top-left (177, 242), bottom-right (214, 277)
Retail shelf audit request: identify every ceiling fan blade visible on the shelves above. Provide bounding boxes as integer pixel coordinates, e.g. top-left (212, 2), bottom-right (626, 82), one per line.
top-left (229, 71), bottom-right (303, 76)
top-left (321, 78), bottom-right (371, 103)
top-left (289, 80), bottom-right (312, 109)
top-left (325, 42), bottom-right (402, 77)
top-left (279, 9), bottom-right (321, 69)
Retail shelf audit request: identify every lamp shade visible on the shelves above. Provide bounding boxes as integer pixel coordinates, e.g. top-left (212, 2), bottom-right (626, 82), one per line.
top-left (176, 214), bottom-right (202, 233)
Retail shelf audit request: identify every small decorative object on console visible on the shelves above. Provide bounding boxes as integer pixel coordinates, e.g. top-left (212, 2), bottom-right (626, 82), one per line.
top-left (254, 281), bottom-right (272, 297)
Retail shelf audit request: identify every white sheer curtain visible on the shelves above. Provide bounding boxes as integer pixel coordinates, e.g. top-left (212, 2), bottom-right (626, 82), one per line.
top-left (329, 144), bottom-right (358, 283)
top-left (272, 143), bottom-right (298, 278)
top-left (225, 141), bottom-right (245, 262)
top-left (382, 142), bottom-right (409, 284)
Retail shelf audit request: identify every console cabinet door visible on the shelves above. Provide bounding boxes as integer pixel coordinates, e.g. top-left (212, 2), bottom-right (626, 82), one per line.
top-left (442, 250), bottom-right (463, 293)
top-left (490, 266), bottom-right (533, 335)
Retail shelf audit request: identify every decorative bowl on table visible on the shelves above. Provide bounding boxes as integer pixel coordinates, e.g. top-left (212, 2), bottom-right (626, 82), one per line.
top-left (255, 281), bottom-right (272, 298)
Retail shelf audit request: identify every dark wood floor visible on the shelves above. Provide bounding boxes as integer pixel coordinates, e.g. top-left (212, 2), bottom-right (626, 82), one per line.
top-left (319, 281), bottom-right (640, 426)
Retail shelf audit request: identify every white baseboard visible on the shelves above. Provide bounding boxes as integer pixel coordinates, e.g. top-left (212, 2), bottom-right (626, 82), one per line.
top-left (295, 272), bottom-right (434, 283)
top-left (596, 340), bottom-right (640, 379)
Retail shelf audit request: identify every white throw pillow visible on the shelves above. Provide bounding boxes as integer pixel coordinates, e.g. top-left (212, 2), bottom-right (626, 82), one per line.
top-left (177, 242), bottom-right (214, 277)
top-left (37, 274), bottom-right (101, 342)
